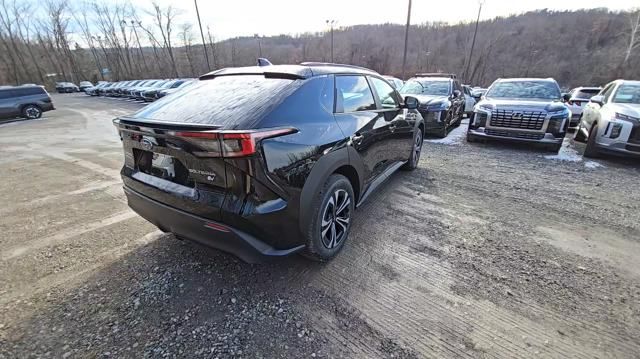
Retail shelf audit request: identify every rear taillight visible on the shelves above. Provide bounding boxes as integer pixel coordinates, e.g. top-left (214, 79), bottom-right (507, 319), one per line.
top-left (168, 128), bottom-right (297, 158)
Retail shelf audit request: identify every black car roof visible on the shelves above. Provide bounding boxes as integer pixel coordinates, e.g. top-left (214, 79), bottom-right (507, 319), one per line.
top-left (199, 63), bottom-right (378, 80)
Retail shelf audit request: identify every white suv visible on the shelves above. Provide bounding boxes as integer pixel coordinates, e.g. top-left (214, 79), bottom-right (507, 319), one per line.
top-left (575, 80), bottom-right (640, 158)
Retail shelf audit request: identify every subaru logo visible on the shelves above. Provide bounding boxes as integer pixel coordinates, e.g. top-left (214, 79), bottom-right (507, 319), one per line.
top-left (511, 112), bottom-right (524, 120)
top-left (141, 138), bottom-right (154, 151)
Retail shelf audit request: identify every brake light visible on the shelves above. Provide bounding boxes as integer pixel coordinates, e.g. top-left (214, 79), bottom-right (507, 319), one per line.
top-left (168, 128), bottom-right (297, 157)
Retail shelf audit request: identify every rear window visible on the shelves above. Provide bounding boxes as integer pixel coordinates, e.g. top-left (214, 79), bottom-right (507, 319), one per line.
top-left (572, 89), bottom-right (600, 100)
top-left (131, 75), bottom-right (298, 126)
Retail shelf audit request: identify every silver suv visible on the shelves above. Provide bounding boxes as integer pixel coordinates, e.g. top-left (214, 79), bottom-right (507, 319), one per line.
top-left (575, 80), bottom-right (640, 158)
top-left (0, 86), bottom-right (55, 120)
top-left (467, 78), bottom-right (570, 152)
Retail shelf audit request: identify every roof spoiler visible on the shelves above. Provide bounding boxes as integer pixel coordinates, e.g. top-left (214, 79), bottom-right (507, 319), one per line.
top-left (257, 58), bottom-right (273, 67)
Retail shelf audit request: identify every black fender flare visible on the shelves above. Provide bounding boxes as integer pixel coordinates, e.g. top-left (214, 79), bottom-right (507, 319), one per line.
top-left (298, 146), bottom-right (363, 235)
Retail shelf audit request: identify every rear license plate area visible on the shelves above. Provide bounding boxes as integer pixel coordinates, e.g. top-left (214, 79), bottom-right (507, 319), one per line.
top-left (132, 146), bottom-right (193, 187)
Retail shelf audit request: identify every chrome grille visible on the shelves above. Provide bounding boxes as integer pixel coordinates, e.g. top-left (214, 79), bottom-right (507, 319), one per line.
top-left (485, 129), bottom-right (545, 140)
top-left (490, 109), bottom-right (546, 130)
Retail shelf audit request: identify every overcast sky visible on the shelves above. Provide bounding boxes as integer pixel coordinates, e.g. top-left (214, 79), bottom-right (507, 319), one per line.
top-left (126, 0), bottom-right (638, 40)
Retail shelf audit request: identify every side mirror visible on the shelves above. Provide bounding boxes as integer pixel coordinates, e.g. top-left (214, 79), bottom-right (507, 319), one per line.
top-left (590, 95), bottom-right (604, 105)
top-left (562, 93), bottom-right (571, 102)
top-left (404, 96), bottom-right (419, 110)
top-left (453, 90), bottom-right (462, 98)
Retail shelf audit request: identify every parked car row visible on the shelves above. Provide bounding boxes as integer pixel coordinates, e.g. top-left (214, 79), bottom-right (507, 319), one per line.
top-left (106, 60), bottom-right (638, 265)
top-left (467, 77), bottom-right (640, 157)
top-left (85, 78), bottom-right (196, 102)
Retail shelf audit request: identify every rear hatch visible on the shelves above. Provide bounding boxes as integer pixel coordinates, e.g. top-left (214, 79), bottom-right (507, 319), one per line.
top-left (114, 75), bottom-right (301, 222)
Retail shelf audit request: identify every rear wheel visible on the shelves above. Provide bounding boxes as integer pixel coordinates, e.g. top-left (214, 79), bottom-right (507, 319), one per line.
top-left (583, 123), bottom-right (600, 158)
top-left (402, 128), bottom-right (423, 171)
top-left (22, 105), bottom-right (42, 119)
top-left (573, 116), bottom-right (587, 142)
top-left (302, 174), bottom-right (354, 261)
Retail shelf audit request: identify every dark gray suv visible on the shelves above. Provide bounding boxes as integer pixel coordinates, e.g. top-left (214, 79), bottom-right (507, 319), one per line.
top-left (0, 86), bottom-right (55, 120)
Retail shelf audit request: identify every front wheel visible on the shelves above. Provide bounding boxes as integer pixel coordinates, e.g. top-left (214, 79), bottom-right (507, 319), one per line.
top-left (583, 123), bottom-right (600, 158)
top-left (573, 116), bottom-right (587, 142)
top-left (22, 105), bottom-right (42, 119)
top-left (402, 129), bottom-right (423, 171)
top-left (302, 174), bottom-right (355, 261)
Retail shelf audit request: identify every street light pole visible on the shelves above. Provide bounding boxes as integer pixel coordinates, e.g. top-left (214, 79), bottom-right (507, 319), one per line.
top-left (401, 0), bottom-right (412, 80)
top-left (194, 0), bottom-right (211, 71)
top-left (326, 20), bottom-right (335, 62)
top-left (464, 0), bottom-right (484, 84)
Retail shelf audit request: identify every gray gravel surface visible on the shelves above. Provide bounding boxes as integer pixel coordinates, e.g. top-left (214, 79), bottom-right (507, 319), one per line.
top-left (1, 94), bottom-right (640, 358)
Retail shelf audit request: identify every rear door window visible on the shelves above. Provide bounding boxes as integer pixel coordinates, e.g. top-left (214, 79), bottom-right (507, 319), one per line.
top-left (335, 75), bottom-right (376, 113)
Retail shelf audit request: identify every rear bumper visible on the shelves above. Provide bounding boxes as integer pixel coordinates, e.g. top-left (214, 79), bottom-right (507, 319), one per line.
top-left (124, 187), bottom-right (304, 263)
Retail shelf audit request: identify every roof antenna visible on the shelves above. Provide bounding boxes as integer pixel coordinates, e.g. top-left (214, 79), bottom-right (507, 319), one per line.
top-left (257, 58), bottom-right (272, 67)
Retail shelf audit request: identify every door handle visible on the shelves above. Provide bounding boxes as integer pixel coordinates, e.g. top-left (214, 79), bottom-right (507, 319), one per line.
top-left (352, 134), bottom-right (364, 145)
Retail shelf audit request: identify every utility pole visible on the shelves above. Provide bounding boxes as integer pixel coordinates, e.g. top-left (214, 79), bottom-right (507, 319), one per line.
top-left (326, 20), bottom-right (335, 62)
top-left (464, 0), bottom-right (484, 84)
top-left (130, 21), bottom-right (150, 75)
top-left (401, 0), bottom-right (412, 80)
top-left (194, 0), bottom-right (211, 71)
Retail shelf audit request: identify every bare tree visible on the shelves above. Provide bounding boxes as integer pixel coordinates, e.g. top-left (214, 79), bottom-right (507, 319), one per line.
top-left (150, 2), bottom-right (179, 77)
top-left (622, 9), bottom-right (640, 69)
top-left (180, 23), bottom-right (196, 76)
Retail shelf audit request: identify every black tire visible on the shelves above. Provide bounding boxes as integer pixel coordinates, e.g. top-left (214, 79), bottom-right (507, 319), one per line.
top-left (573, 116), bottom-right (587, 142)
top-left (548, 142), bottom-right (563, 153)
top-left (22, 104), bottom-right (42, 119)
top-left (584, 123), bottom-right (600, 158)
top-left (302, 174), bottom-right (355, 261)
top-left (401, 128), bottom-right (423, 171)
top-left (466, 132), bottom-right (478, 143)
top-left (438, 115), bottom-right (450, 138)
top-left (454, 107), bottom-right (464, 126)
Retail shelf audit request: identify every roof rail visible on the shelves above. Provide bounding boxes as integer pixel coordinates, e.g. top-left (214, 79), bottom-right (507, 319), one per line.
top-left (300, 62), bottom-right (373, 71)
top-left (415, 72), bottom-right (457, 79)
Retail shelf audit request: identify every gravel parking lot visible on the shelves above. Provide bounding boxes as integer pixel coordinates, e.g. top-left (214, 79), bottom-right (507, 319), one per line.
top-left (1, 93), bottom-right (640, 358)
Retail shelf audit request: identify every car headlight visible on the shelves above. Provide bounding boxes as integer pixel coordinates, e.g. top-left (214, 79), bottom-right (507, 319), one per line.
top-left (478, 103), bottom-right (494, 112)
top-left (548, 108), bottom-right (570, 118)
top-left (615, 112), bottom-right (639, 123)
top-left (425, 102), bottom-right (449, 111)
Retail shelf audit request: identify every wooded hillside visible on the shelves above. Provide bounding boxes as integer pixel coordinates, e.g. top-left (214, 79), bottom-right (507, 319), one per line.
top-left (0, 4), bottom-right (638, 89)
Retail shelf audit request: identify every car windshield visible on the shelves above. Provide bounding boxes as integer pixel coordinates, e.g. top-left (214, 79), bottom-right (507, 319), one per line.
top-left (486, 81), bottom-right (561, 100)
top-left (612, 84), bottom-right (640, 104)
top-left (400, 80), bottom-right (450, 96)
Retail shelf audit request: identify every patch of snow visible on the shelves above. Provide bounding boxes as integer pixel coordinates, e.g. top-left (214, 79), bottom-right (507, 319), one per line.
top-left (543, 138), bottom-right (604, 169)
top-left (544, 138), bottom-right (582, 162)
top-left (584, 161), bottom-right (604, 169)
top-left (424, 119), bottom-right (469, 146)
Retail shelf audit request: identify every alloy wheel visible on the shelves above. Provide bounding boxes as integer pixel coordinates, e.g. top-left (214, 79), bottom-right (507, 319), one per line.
top-left (320, 189), bottom-right (351, 249)
top-left (412, 131), bottom-right (423, 166)
top-left (25, 107), bottom-right (41, 119)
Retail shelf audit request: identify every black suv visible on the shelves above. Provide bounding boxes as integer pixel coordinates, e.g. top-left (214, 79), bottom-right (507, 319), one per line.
top-left (398, 74), bottom-right (465, 137)
top-left (114, 63), bottom-right (423, 262)
top-left (0, 86), bottom-right (54, 120)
